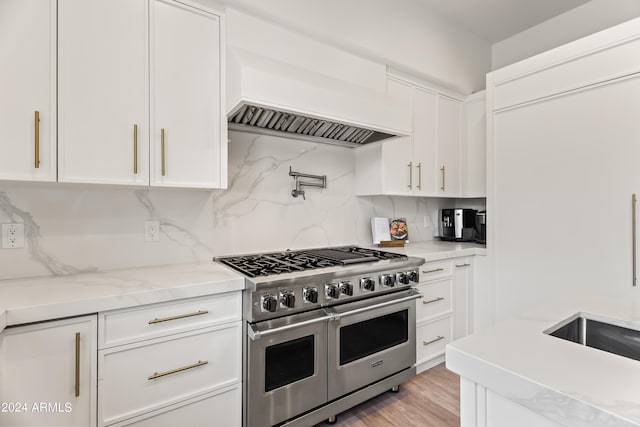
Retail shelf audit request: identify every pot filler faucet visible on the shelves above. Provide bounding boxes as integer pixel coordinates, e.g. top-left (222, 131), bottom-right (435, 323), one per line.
top-left (289, 166), bottom-right (326, 200)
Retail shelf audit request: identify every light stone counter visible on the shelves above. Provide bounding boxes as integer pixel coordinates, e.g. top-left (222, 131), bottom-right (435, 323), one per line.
top-left (446, 294), bottom-right (640, 427)
top-left (373, 240), bottom-right (486, 261)
top-left (0, 261), bottom-right (244, 332)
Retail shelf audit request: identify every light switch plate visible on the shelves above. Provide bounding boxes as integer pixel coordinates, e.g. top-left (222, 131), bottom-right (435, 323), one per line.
top-left (144, 220), bottom-right (160, 242)
top-left (2, 223), bottom-right (25, 249)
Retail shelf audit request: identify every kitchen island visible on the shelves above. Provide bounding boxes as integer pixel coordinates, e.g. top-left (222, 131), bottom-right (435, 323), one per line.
top-left (446, 295), bottom-right (640, 427)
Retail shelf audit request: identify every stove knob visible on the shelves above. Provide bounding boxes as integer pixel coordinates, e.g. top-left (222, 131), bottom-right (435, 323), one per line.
top-left (280, 291), bottom-right (295, 308)
top-left (303, 287), bottom-right (319, 304)
top-left (380, 274), bottom-right (395, 287)
top-left (339, 281), bottom-right (353, 296)
top-left (396, 272), bottom-right (410, 285)
top-left (407, 270), bottom-right (419, 283)
top-left (360, 277), bottom-right (375, 292)
top-left (262, 295), bottom-right (278, 312)
top-left (325, 284), bottom-right (340, 299)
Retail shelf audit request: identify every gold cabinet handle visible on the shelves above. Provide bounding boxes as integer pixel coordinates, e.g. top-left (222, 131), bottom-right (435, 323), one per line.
top-left (422, 296), bottom-right (445, 305)
top-left (161, 128), bottom-right (166, 176)
top-left (422, 268), bottom-right (444, 274)
top-left (75, 332), bottom-right (80, 397)
top-left (634, 194), bottom-right (637, 287)
top-left (440, 165), bottom-right (445, 191)
top-left (148, 360), bottom-right (208, 380)
top-left (423, 336), bottom-right (445, 346)
top-left (34, 111), bottom-right (40, 168)
top-left (417, 162), bottom-right (422, 190)
top-left (407, 161), bottom-right (413, 189)
top-left (455, 263), bottom-right (471, 268)
top-left (148, 310), bottom-right (209, 324)
top-left (133, 124), bottom-right (138, 174)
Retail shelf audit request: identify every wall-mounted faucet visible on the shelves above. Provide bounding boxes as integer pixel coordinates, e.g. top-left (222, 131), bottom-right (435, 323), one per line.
top-left (289, 166), bottom-right (326, 200)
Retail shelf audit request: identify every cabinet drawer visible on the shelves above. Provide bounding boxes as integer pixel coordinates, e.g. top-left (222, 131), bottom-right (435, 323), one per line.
top-left (416, 278), bottom-right (453, 322)
top-left (416, 316), bottom-right (452, 364)
top-left (418, 259), bottom-right (452, 282)
top-left (99, 292), bottom-right (241, 348)
top-left (99, 322), bottom-right (241, 426)
top-left (109, 384), bottom-right (241, 427)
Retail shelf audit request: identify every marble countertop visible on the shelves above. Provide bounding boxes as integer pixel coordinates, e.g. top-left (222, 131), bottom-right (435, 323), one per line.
top-left (0, 261), bottom-right (245, 333)
top-left (446, 294), bottom-right (640, 427)
top-left (374, 240), bottom-right (486, 261)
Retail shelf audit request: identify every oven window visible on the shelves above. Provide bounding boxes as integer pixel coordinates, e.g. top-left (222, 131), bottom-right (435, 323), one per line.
top-left (340, 309), bottom-right (408, 365)
top-left (265, 335), bottom-right (314, 392)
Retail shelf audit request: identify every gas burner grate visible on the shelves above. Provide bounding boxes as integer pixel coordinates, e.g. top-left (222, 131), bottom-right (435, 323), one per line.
top-left (216, 246), bottom-right (407, 277)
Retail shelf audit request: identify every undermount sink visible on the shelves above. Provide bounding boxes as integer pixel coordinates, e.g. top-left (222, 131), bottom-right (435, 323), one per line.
top-left (546, 314), bottom-right (640, 362)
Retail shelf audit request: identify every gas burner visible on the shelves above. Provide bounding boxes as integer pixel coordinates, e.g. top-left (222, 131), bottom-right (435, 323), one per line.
top-left (216, 246), bottom-right (407, 278)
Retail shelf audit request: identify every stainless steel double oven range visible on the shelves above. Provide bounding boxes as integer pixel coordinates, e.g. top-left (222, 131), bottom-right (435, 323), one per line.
top-left (216, 246), bottom-right (425, 427)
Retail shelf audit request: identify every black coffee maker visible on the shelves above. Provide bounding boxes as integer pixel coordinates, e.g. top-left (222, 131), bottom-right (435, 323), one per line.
top-left (440, 209), bottom-right (477, 241)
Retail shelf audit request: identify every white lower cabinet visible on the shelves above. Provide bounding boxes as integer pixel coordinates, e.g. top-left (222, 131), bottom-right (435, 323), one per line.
top-left (108, 384), bottom-right (241, 427)
top-left (414, 256), bottom-right (474, 373)
top-left (98, 292), bottom-right (242, 427)
top-left (0, 315), bottom-right (97, 427)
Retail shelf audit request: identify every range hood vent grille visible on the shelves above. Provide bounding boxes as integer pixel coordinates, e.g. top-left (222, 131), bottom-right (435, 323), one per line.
top-left (228, 103), bottom-right (396, 147)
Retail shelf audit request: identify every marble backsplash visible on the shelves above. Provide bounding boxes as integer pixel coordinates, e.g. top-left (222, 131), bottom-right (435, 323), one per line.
top-left (0, 131), bottom-right (485, 281)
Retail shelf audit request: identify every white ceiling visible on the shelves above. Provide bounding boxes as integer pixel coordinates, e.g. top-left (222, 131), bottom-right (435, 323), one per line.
top-left (417, 0), bottom-right (592, 43)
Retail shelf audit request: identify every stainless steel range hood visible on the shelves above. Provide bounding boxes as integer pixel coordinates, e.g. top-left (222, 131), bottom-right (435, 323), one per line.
top-left (228, 103), bottom-right (397, 148)
top-left (226, 12), bottom-right (411, 148)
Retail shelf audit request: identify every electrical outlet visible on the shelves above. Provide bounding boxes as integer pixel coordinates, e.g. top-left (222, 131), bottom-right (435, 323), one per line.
top-left (144, 220), bottom-right (160, 242)
top-left (2, 223), bottom-right (25, 249)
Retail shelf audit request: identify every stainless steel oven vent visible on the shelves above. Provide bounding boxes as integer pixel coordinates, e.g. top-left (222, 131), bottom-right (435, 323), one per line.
top-left (228, 103), bottom-right (397, 148)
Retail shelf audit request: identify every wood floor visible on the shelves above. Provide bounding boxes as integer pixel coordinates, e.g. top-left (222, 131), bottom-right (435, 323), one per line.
top-left (314, 363), bottom-right (460, 427)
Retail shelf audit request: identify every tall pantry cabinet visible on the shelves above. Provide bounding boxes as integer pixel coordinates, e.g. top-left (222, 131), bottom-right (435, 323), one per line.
top-left (0, 0), bottom-right (56, 181)
top-left (488, 17), bottom-right (640, 320)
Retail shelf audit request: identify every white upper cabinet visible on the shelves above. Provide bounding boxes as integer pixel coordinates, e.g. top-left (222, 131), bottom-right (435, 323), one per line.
top-left (150, 0), bottom-right (225, 188)
top-left (0, 0), bottom-right (56, 182)
top-left (355, 77), bottom-right (431, 196)
top-left (461, 91), bottom-right (486, 197)
top-left (355, 77), bottom-right (464, 198)
top-left (412, 88), bottom-right (438, 195)
top-left (436, 96), bottom-right (462, 197)
top-left (58, 0), bottom-right (149, 185)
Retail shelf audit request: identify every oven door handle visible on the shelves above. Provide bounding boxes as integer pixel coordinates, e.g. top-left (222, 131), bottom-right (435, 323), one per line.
top-left (330, 288), bottom-right (423, 320)
top-left (248, 313), bottom-right (332, 340)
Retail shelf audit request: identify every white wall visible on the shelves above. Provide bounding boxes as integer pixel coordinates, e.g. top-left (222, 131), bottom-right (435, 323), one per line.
top-left (492, 0), bottom-right (640, 70)
top-left (216, 0), bottom-right (491, 94)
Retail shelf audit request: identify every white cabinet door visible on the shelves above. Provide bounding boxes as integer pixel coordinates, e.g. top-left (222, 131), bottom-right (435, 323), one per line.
top-left (0, 315), bottom-right (97, 427)
top-left (0, 0), bottom-right (56, 182)
top-left (412, 88), bottom-right (438, 195)
top-left (437, 96), bottom-right (462, 197)
top-left (453, 258), bottom-right (473, 339)
top-left (58, 0), bottom-right (148, 185)
top-left (150, 0), bottom-right (224, 189)
top-left (462, 92), bottom-right (486, 197)
top-left (382, 78), bottom-right (414, 195)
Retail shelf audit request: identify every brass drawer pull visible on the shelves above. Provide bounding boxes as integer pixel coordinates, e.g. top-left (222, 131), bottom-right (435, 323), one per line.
top-left (148, 360), bottom-right (208, 380)
top-left (423, 336), bottom-right (445, 346)
top-left (455, 263), bottom-right (471, 268)
top-left (408, 161), bottom-right (413, 189)
top-left (34, 111), bottom-right (40, 168)
top-left (75, 332), bottom-right (80, 397)
top-left (148, 310), bottom-right (209, 324)
top-left (422, 268), bottom-right (444, 274)
top-left (422, 297), bottom-right (444, 305)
